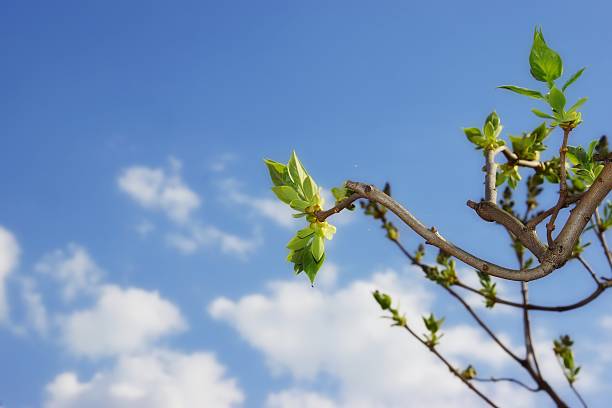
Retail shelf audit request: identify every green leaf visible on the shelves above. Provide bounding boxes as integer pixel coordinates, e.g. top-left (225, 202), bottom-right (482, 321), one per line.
top-left (484, 121), bottom-right (494, 139)
top-left (485, 111), bottom-right (500, 129)
top-left (547, 86), bottom-right (566, 113)
top-left (272, 186), bottom-right (300, 204)
top-left (302, 176), bottom-right (317, 201)
top-left (297, 227), bottom-right (315, 239)
top-left (311, 235), bottom-right (324, 262)
top-left (289, 199), bottom-right (311, 211)
top-left (567, 97), bottom-right (587, 113)
top-left (373, 290), bottom-right (392, 310)
top-left (562, 67), bottom-right (586, 91)
top-left (264, 159), bottom-right (287, 186)
top-left (498, 85), bottom-right (544, 100)
top-left (304, 252), bottom-right (325, 284)
top-left (287, 234), bottom-right (310, 250)
top-left (531, 109), bottom-right (556, 120)
top-left (288, 151), bottom-right (308, 189)
top-left (529, 27), bottom-right (563, 83)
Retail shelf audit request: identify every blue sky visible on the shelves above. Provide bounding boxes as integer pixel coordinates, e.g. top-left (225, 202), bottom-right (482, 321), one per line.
top-left (1, 1), bottom-right (611, 407)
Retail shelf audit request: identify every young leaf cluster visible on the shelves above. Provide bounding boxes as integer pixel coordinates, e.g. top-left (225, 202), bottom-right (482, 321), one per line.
top-left (509, 122), bottom-right (550, 161)
top-left (423, 250), bottom-right (458, 287)
top-left (463, 111), bottom-right (505, 150)
top-left (477, 272), bottom-right (497, 308)
top-left (460, 365), bottom-right (478, 380)
top-left (499, 28), bottom-right (587, 129)
top-left (553, 335), bottom-right (581, 384)
top-left (373, 290), bottom-right (407, 327)
top-left (264, 151), bottom-right (336, 284)
top-left (422, 313), bottom-right (445, 348)
top-left (567, 140), bottom-right (605, 188)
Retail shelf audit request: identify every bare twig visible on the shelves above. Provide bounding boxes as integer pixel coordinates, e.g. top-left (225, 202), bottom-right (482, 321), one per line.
top-left (467, 200), bottom-right (547, 260)
top-left (521, 282), bottom-right (542, 377)
top-left (577, 255), bottom-right (600, 284)
top-left (546, 128), bottom-right (572, 247)
top-left (313, 193), bottom-right (363, 222)
top-left (500, 146), bottom-right (545, 170)
top-left (455, 280), bottom-right (611, 312)
top-left (569, 383), bottom-right (588, 408)
top-left (398, 323), bottom-right (499, 407)
top-left (593, 208), bottom-right (612, 271)
top-left (526, 193), bottom-right (584, 229)
top-left (473, 376), bottom-right (539, 393)
top-left (485, 148), bottom-right (499, 203)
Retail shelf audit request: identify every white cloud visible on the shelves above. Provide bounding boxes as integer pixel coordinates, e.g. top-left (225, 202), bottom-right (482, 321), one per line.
top-left (61, 285), bottom-right (186, 358)
top-left (35, 244), bottom-right (102, 302)
top-left (266, 388), bottom-right (337, 408)
top-left (118, 158), bottom-right (200, 224)
top-left (210, 267), bottom-right (534, 407)
top-left (134, 220), bottom-right (155, 237)
top-left (166, 225), bottom-right (259, 257)
top-left (44, 349), bottom-right (244, 408)
top-left (0, 225), bottom-right (20, 323)
top-left (210, 153), bottom-right (237, 173)
top-left (221, 178), bottom-right (294, 229)
top-left (21, 277), bottom-right (49, 335)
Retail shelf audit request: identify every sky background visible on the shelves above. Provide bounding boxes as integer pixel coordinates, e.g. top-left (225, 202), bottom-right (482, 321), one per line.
top-left (1, 1), bottom-right (611, 407)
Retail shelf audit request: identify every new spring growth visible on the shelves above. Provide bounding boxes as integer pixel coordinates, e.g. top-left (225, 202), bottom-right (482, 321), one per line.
top-left (553, 335), bottom-right (581, 384)
top-left (423, 313), bottom-right (445, 348)
top-left (372, 290), bottom-right (407, 327)
top-left (264, 151), bottom-right (338, 284)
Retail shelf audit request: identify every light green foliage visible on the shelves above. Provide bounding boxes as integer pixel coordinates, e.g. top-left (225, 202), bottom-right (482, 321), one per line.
top-left (553, 335), bottom-right (581, 384)
top-left (529, 27), bottom-right (563, 83)
top-left (567, 140), bottom-right (605, 187)
top-left (496, 163), bottom-right (521, 189)
top-left (477, 272), bottom-right (497, 308)
top-left (424, 250), bottom-right (458, 287)
top-left (463, 111), bottom-right (505, 150)
top-left (509, 122), bottom-right (551, 161)
top-left (499, 28), bottom-right (586, 128)
top-left (460, 365), bottom-right (478, 380)
top-left (422, 313), bottom-right (445, 347)
top-left (373, 290), bottom-right (407, 326)
top-left (264, 152), bottom-right (337, 284)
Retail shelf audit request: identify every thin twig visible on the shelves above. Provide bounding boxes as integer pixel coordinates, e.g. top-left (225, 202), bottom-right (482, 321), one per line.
top-left (546, 127), bottom-right (572, 246)
top-left (521, 282), bottom-right (542, 377)
top-left (569, 383), bottom-right (588, 408)
top-left (473, 376), bottom-right (540, 393)
top-left (526, 193), bottom-right (584, 229)
top-left (593, 208), bottom-right (612, 271)
top-left (313, 193), bottom-right (363, 222)
top-left (398, 323), bottom-right (499, 407)
top-left (577, 255), bottom-right (600, 285)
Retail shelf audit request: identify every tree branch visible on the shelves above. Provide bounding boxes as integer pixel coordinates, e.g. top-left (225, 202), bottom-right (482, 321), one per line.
top-left (313, 193), bottom-right (362, 222)
top-left (526, 193), bottom-right (584, 229)
top-left (473, 376), bottom-right (540, 393)
top-left (546, 128), bottom-right (572, 246)
top-left (485, 148), bottom-right (499, 203)
top-left (344, 162), bottom-right (612, 282)
top-left (500, 146), bottom-right (545, 170)
top-left (467, 200), bottom-right (547, 260)
top-left (455, 280), bottom-right (611, 312)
